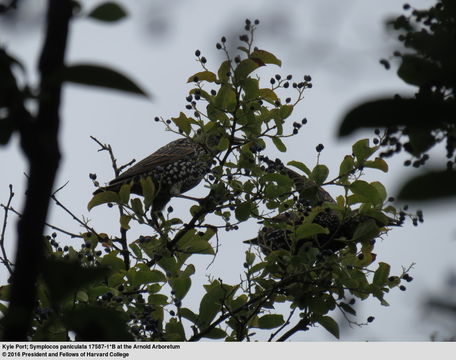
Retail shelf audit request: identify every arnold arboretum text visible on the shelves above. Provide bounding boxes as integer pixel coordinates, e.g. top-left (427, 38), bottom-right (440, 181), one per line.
top-left (0, 4), bottom-right (421, 341)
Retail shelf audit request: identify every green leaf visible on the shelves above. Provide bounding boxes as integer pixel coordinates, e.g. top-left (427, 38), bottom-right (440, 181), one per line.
top-left (179, 308), bottom-right (198, 324)
top-left (204, 328), bottom-right (227, 339)
top-left (169, 275), bottom-right (191, 300)
top-left (349, 180), bottom-right (382, 205)
top-left (259, 88), bottom-right (279, 103)
top-left (261, 173), bottom-right (294, 187)
top-left (140, 176), bottom-right (155, 209)
top-left (235, 201), bottom-right (253, 222)
top-left (62, 64), bottom-right (148, 97)
top-left (339, 155), bottom-right (355, 178)
top-left (317, 316), bottom-right (340, 339)
top-left (398, 170), bottom-right (456, 201)
top-left (352, 139), bottom-right (376, 163)
top-left (217, 60), bottom-right (231, 82)
top-left (339, 302), bottom-right (356, 316)
top-left (101, 251), bottom-right (125, 271)
top-left (371, 181), bottom-right (387, 203)
top-left (88, 2), bottom-right (127, 22)
top-left (373, 262), bottom-right (391, 287)
top-left (118, 184), bottom-right (131, 204)
top-left (352, 219), bottom-right (379, 242)
top-left (279, 105), bottom-right (293, 119)
top-left (87, 191), bottom-right (119, 211)
top-left (296, 223), bottom-right (329, 238)
top-left (271, 136), bottom-right (286, 152)
top-left (165, 318), bottom-right (186, 341)
top-left (197, 283), bottom-right (224, 328)
top-left (234, 58), bottom-right (264, 81)
top-left (0, 285), bottom-right (10, 301)
top-left (148, 294), bottom-right (168, 306)
top-left (119, 214), bottom-right (131, 230)
top-left (187, 70), bottom-right (217, 83)
top-left (311, 164), bottom-right (329, 185)
top-left (134, 270), bottom-right (166, 287)
top-left (130, 198), bottom-right (144, 217)
top-left (256, 314), bottom-right (284, 329)
top-left (287, 161), bottom-right (311, 176)
top-left (250, 49), bottom-right (282, 66)
top-left (364, 157), bottom-right (389, 172)
top-left (242, 78), bottom-right (260, 100)
top-left (215, 84), bottom-right (236, 112)
top-left (172, 112), bottom-right (192, 135)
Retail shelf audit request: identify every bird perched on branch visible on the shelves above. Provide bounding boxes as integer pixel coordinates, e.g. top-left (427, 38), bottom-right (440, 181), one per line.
top-left (94, 132), bottom-right (241, 212)
top-left (244, 166), bottom-right (399, 255)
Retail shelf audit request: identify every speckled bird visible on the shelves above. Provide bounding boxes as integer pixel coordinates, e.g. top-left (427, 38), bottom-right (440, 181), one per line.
top-left (94, 133), bottom-right (239, 212)
top-left (244, 167), bottom-right (399, 255)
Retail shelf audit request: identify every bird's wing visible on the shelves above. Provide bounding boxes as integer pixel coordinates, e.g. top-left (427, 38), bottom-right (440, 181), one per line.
top-left (109, 138), bottom-right (195, 184)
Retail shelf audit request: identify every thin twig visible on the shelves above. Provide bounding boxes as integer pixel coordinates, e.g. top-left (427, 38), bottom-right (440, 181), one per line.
top-left (90, 136), bottom-right (131, 268)
top-left (268, 308), bottom-right (296, 341)
top-left (276, 317), bottom-right (310, 342)
top-left (0, 185), bottom-right (15, 274)
top-left (1, 204), bottom-right (82, 239)
top-left (50, 194), bottom-right (101, 239)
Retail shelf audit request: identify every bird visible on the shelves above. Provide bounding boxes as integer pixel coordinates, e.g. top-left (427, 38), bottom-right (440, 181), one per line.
top-left (94, 131), bottom-right (241, 213)
top-left (244, 166), bottom-right (399, 255)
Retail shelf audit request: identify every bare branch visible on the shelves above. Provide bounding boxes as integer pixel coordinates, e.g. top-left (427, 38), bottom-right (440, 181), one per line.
top-left (0, 185), bottom-right (15, 274)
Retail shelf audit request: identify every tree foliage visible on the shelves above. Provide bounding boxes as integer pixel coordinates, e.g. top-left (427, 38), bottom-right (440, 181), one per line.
top-left (0, 3), bottom-right (418, 341)
top-left (339, 0), bottom-right (456, 202)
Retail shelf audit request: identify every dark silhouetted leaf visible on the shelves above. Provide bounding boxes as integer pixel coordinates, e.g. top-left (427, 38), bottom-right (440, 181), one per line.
top-left (398, 170), bottom-right (456, 201)
top-left (64, 305), bottom-right (132, 341)
top-left (398, 55), bottom-right (444, 87)
top-left (42, 259), bottom-right (109, 306)
top-left (88, 2), bottom-right (127, 22)
top-left (339, 98), bottom-right (455, 136)
top-left (0, 117), bottom-right (16, 145)
top-left (62, 64), bottom-right (148, 97)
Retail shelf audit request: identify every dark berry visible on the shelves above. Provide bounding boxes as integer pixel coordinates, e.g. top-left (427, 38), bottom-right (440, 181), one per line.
top-left (316, 144), bottom-right (324, 152)
top-left (195, 50), bottom-right (201, 57)
top-left (367, 316), bottom-right (375, 323)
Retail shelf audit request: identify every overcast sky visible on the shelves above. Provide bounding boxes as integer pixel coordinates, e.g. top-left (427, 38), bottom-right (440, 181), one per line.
top-left (2, 0), bottom-right (454, 341)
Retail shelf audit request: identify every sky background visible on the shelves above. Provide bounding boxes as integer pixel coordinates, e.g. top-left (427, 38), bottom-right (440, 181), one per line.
top-left (1, 0), bottom-right (455, 341)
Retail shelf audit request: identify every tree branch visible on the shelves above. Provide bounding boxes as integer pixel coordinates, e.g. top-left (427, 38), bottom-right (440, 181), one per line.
top-left (2, 0), bottom-right (72, 340)
top-left (0, 185), bottom-right (15, 275)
